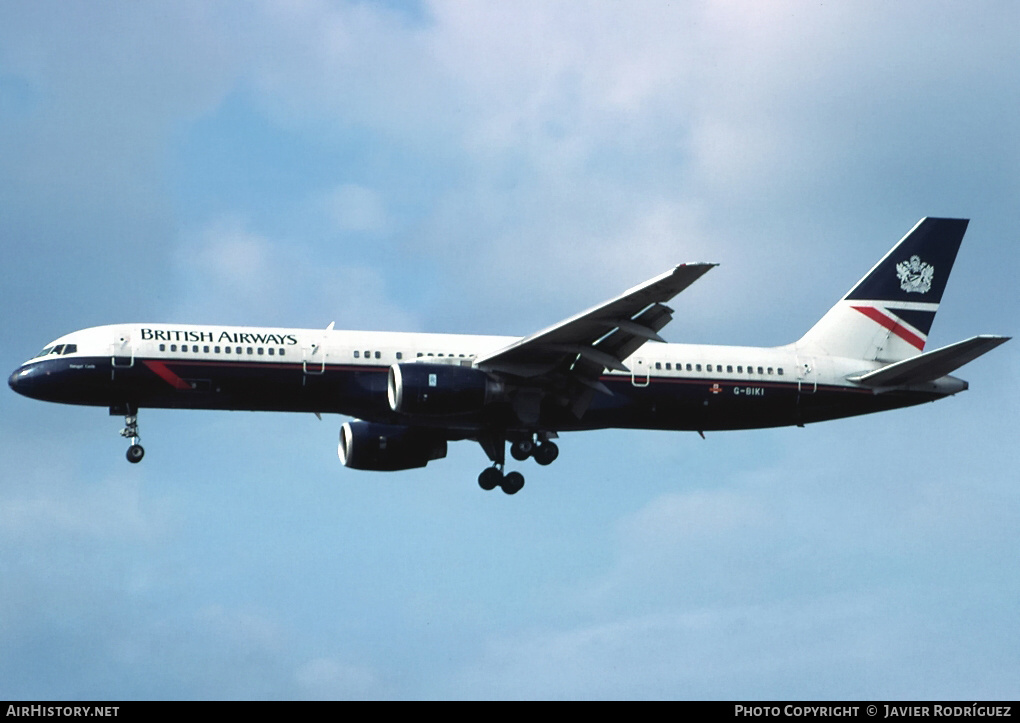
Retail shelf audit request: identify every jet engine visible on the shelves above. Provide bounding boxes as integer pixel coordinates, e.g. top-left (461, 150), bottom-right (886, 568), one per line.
top-left (338, 421), bottom-right (447, 471)
top-left (387, 362), bottom-right (504, 416)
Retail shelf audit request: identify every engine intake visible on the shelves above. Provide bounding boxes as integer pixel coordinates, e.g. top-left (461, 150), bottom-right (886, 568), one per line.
top-left (387, 362), bottom-right (503, 416)
top-left (338, 421), bottom-right (447, 471)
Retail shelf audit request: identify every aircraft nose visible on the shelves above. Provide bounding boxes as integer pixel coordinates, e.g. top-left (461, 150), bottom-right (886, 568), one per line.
top-left (9, 367), bottom-right (24, 394)
top-left (9, 364), bottom-right (39, 398)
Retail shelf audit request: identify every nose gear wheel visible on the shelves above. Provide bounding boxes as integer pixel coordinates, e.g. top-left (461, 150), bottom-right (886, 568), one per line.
top-left (119, 412), bottom-right (145, 463)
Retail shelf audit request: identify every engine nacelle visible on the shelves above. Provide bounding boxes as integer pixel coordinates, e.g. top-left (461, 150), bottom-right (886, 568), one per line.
top-left (387, 362), bottom-right (503, 416)
top-left (338, 421), bottom-right (447, 471)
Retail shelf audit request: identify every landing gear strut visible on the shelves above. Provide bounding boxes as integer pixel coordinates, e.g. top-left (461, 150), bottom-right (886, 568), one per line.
top-left (476, 431), bottom-right (559, 495)
top-left (477, 432), bottom-right (523, 495)
top-left (119, 412), bottom-right (144, 463)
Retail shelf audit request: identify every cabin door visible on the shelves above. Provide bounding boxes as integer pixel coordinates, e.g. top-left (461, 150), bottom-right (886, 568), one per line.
top-left (796, 356), bottom-right (817, 394)
top-left (630, 358), bottom-right (650, 387)
top-left (302, 336), bottom-right (326, 376)
top-left (110, 330), bottom-right (134, 370)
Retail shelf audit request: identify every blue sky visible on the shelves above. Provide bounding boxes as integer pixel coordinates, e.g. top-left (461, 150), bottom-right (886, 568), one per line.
top-left (1, 1), bottom-right (1017, 700)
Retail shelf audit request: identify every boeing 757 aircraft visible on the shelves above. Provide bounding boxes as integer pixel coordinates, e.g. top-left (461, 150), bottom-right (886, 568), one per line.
top-left (9, 218), bottom-right (1009, 494)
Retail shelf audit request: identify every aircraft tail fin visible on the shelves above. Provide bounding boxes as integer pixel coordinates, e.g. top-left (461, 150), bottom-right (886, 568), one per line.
top-left (796, 218), bottom-right (969, 362)
top-left (847, 334), bottom-right (1009, 387)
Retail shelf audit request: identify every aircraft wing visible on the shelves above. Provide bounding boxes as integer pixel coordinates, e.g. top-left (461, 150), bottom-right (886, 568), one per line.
top-left (475, 263), bottom-right (716, 393)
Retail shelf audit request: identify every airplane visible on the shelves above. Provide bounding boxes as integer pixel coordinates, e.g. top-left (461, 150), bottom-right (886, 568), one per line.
top-left (8, 217), bottom-right (1009, 495)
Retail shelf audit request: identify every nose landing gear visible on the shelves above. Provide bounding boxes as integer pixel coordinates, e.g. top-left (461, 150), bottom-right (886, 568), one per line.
top-left (119, 413), bottom-right (144, 463)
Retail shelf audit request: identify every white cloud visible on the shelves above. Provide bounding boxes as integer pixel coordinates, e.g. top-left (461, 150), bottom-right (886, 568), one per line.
top-left (0, 478), bottom-right (157, 541)
top-left (295, 657), bottom-right (380, 700)
top-left (321, 184), bottom-right (389, 234)
top-left (189, 218), bottom-right (275, 295)
top-left (171, 215), bottom-right (419, 330)
top-left (449, 596), bottom-right (905, 699)
top-left (0, 432), bottom-right (166, 543)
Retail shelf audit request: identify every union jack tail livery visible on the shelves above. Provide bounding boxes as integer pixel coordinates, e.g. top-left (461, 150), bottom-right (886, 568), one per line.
top-left (797, 217), bottom-right (968, 362)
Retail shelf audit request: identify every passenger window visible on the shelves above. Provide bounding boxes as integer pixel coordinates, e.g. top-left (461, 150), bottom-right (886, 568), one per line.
top-left (268, 348), bottom-right (274, 356)
top-left (767, 367), bottom-right (773, 375)
top-left (655, 362), bottom-right (661, 370)
top-left (246, 347), bottom-right (253, 355)
top-left (686, 363), bottom-right (692, 371)
top-left (364, 351), bottom-right (370, 359)
top-left (354, 351), bottom-right (360, 359)
top-left (737, 366), bottom-right (742, 373)
top-left (215, 346), bottom-right (221, 353)
top-left (159, 344), bottom-right (166, 352)
top-left (171, 344), bottom-right (177, 352)
top-left (258, 348), bottom-right (264, 355)
top-left (203, 346), bottom-right (209, 353)
top-left (696, 364), bottom-right (702, 372)
top-left (757, 367), bottom-right (763, 374)
top-left (396, 352), bottom-right (403, 360)
top-left (778, 368), bottom-right (784, 375)
top-left (192, 345), bottom-right (198, 353)
top-left (375, 351), bottom-right (381, 359)
top-left (726, 365), bottom-right (733, 373)
top-left (235, 347), bottom-right (242, 354)
top-left (665, 363), bottom-right (671, 370)
top-left (279, 349), bottom-right (285, 356)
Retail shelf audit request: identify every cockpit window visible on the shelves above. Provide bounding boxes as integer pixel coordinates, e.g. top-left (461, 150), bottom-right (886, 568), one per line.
top-left (62, 344), bottom-right (77, 354)
top-left (51, 345), bottom-right (64, 355)
top-left (36, 346), bottom-right (54, 358)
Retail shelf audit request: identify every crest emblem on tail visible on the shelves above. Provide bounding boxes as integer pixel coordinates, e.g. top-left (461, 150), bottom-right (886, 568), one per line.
top-left (896, 255), bottom-right (934, 294)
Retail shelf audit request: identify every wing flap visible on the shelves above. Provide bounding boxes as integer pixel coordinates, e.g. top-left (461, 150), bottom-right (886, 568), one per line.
top-left (848, 334), bottom-right (1010, 387)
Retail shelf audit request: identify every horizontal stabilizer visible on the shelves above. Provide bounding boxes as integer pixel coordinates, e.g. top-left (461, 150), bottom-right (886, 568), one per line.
top-left (848, 335), bottom-right (1010, 387)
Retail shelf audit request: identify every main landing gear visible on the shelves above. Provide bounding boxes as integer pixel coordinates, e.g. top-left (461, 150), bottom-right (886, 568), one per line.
top-left (478, 466), bottom-right (524, 495)
top-left (477, 432), bottom-right (559, 495)
top-left (510, 436), bottom-right (559, 466)
top-left (118, 410), bottom-right (144, 463)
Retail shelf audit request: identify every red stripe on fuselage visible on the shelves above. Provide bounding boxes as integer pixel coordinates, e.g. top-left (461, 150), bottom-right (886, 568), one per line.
top-left (851, 305), bottom-right (925, 350)
top-left (142, 360), bottom-right (193, 390)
